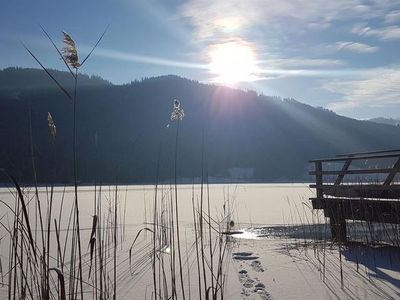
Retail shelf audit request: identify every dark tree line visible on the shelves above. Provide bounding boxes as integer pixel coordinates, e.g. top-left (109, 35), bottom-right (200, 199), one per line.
top-left (1, 67), bottom-right (400, 184)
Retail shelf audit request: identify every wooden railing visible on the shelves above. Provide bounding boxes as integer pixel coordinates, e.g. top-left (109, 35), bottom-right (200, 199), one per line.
top-left (310, 149), bottom-right (400, 198)
top-left (309, 149), bottom-right (400, 242)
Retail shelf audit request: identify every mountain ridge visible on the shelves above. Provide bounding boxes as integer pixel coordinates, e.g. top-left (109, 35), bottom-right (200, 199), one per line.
top-left (1, 67), bottom-right (399, 184)
top-left (369, 117), bottom-right (400, 127)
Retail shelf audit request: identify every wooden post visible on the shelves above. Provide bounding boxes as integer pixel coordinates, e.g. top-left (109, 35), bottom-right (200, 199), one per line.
top-left (329, 203), bottom-right (347, 243)
top-left (315, 161), bottom-right (323, 199)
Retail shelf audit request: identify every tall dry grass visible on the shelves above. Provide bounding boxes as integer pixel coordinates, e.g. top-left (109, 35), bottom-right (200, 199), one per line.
top-left (0, 28), bottom-right (233, 300)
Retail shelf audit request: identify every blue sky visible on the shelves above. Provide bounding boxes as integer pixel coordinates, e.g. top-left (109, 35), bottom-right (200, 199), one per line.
top-left (1, 0), bottom-right (400, 119)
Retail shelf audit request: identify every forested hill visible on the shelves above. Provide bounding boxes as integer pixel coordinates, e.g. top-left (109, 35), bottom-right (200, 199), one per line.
top-left (369, 117), bottom-right (400, 127)
top-left (1, 67), bottom-right (400, 184)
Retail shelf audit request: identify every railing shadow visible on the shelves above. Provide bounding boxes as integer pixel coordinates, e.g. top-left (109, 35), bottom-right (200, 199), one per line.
top-left (342, 244), bottom-right (400, 289)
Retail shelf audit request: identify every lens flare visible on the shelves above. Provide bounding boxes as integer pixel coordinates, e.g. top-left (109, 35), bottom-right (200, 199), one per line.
top-left (208, 41), bottom-right (259, 84)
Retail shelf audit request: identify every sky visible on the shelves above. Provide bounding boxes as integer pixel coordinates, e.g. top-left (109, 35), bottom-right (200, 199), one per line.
top-left (1, 0), bottom-right (400, 120)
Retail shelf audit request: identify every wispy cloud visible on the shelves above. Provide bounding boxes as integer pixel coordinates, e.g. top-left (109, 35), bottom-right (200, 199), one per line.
top-left (179, 0), bottom-right (398, 83)
top-left (326, 67), bottom-right (400, 110)
top-left (258, 67), bottom-right (377, 80)
top-left (334, 41), bottom-right (379, 53)
top-left (180, 0), bottom-right (398, 41)
top-left (352, 24), bottom-right (400, 40)
top-left (82, 46), bottom-right (208, 70)
top-left (384, 10), bottom-right (400, 24)
top-left (260, 57), bottom-right (346, 68)
top-left (88, 45), bottom-right (371, 81)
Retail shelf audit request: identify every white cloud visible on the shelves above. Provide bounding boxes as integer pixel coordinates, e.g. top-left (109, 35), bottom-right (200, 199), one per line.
top-left (352, 24), bottom-right (400, 40)
top-left (326, 67), bottom-right (400, 110)
top-left (334, 41), bottom-right (379, 53)
top-left (257, 67), bottom-right (374, 80)
top-left (179, 0), bottom-right (397, 77)
top-left (260, 58), bottom-right (346, 68)
top-left (180, 0), bottom-right (398, 40)
top-left (82, 46), bottom-right (208, 69)
top-left (385, 10), bottom-right (400, 23)
top-left (351, 23), bottom-right (372, 35)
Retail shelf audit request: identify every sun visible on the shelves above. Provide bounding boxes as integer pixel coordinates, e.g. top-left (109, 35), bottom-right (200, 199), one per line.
top-left (208, 41), bottom-right (259, 84)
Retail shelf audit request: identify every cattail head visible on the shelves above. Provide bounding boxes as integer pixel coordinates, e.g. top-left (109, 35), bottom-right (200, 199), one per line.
top-left (47, 112), bottom-right (56, 143)
top-left (62, 31), bottom-right (81, 69)
top-left (170, 99), bottom-right (185, 121)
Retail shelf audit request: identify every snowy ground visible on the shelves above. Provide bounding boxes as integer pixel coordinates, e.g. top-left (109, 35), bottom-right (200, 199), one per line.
top-left (227, 233), bottom-right (400, 299)
top-left (0, 184), bottom-right (399, 299)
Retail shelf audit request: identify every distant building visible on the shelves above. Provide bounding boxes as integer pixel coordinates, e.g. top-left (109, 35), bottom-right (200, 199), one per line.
top-left (228, 167), bottom-right (254, 180)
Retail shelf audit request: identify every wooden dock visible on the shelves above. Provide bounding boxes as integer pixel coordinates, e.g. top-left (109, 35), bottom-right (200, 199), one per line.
top-left (309, 149), bottom-right (400, 242)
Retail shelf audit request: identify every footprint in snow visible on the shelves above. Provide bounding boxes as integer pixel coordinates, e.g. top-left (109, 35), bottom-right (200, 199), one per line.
top-left (233, 251), bottom-right (271, 299)
top-left (243, 278), bottom-right (255, 288)
top-left (256, 289), bottom-right (272, 300)
top-left (251, 260), bottom-right (265, 272)
top-left (233, 252), bottom-right (259, 261)
top-left (238, 269), bottom-right (248, 282)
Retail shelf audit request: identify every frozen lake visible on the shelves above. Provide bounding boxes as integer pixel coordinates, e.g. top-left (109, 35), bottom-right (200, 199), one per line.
top-left (1, 183), bottom-right (399, 299)
top-left (0, 183), bottom-right (315, 240)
